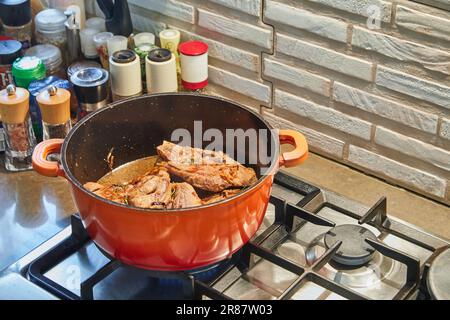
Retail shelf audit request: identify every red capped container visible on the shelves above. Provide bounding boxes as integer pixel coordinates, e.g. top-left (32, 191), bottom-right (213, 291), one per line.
top-left (178, 40), bottom-right (208, 91)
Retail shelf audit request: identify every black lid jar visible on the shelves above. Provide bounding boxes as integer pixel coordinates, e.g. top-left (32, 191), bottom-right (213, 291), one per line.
top-left (0, 40), bottom-right (23, 89)
top-left (0, 0), bottom-right (32, 49)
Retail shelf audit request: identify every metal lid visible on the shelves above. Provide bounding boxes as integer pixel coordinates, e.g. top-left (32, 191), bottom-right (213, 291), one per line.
top-left (111, 49), bottom-right (136, 64)
top-left (427, 247), bottom-right (450, 300)
top-left (324, 224), bottom-right (377, 267)
top-left (147, 48), bottom-right (172, 62)
top-left (35, 8), bottom-right (67, 33)
top-left (178, 40), bottom-right (208, 56)
top-left (0, 0), bottom-right (31, 26)
top-left (70, 67), bottom-right (109, 88)
top-left (0, 40), bottom-right (23, 65)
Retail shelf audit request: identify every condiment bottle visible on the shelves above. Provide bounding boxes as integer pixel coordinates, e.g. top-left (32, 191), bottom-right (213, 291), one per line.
top-left (0, 40), bottom-right (23, 90)
top-left (93, 32), bottom-right (114, 69)
top-left (134, 43), bottom-right (158, 91)
top-left (36, 85), bottom-right (71, 140)
top-left (145, 48), bottom-right (177, 94)
top-left (64, 9), bottom-right (81, 66)
top-left (70, 67), bottom-right (109, 119)
top-left (179, 40), bottom-right (208, 92)
top-left (35, 9), bottom-right (68, 66)
top-left (80, 28), bottom-right (100, 59)
top-left (109, 50), bottom-right (142, 101)
top-left (0, 84), bottom-right (36, 171)
top-left (12, 56), bottom-right (46, 141)
top-left (159, 29), bottom-right (180, 76)
top-left (0, 0), bottom-right (32, 50)
top-left (24, 44), bottom-right (65, 79)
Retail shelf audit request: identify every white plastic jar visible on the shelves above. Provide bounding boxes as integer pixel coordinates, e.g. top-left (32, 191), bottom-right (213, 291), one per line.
top-left (179, 40), bottom-right (208, 91)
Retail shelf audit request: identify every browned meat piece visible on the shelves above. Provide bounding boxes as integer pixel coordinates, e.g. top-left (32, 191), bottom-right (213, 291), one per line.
top-left (167, 183), bottom-right (202, 209)
top-left (157, 141), bottom-right (257, 192)
top-left (202, 189), bottom-right (242, 205)
top-left (84, 182), bottom-right (128, 204)
top-left (126, 167), bottom-right (171, 209)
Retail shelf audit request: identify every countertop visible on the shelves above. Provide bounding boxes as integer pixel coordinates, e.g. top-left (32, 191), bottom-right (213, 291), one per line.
top-left (0, 155), bottom-right (76, 272)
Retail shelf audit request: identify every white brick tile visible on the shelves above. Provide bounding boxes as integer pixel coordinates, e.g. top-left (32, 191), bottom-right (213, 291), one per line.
top-left (333, 82), bottom-right (438, 134)
top-left (264, 58), bottom-right (331, 96)
top-left (131, 13), bottom-right (168, 35)
top-left (209, 0), bottom-right (261, 16)
top-left (265, 0), bottom-right (347, 43)
top-left (175, 28), bottom-right (259, 72)
top-left (376, 66), bottom-right (450, 109)
top-left (198, 9), bottom-right (272, 49)
top-left (352, 26), bottom-right (450, 75)
top-left (375, 127), bottom-right (450, 171)
top-left (275, 89), bottom-right (372, 140)
top-left (208, 66), bottom-right (270, 103)
top-left (306, 0), bottom-right (392, 22)
top-left (440, 118), bottom-right (450, 140)
top-left (277, 34), bottom-right (373, 81)
top-left (396, 6), bottom-right (450, 42)
top-left (348, 145), bottom-right (447, 197)
top-left (263, 112), bottom-right (345, 158)
top-left (129, 0), bottom-right (194, 23)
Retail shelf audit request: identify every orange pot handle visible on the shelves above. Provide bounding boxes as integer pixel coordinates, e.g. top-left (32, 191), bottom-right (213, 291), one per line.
top-left (278, 129), bottom-right (308, 167)
top-left (32, 139), bottom-right (65, 177)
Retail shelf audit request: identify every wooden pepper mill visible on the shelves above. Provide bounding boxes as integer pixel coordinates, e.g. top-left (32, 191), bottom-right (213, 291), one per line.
top-left (36, 85), bottom-right (72, 140)
top-left (0, 84), bottom-right (36, 171)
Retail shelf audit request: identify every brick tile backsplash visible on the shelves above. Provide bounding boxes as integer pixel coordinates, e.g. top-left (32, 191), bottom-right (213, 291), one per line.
top-left (130, 0), bottom-right (450, 204)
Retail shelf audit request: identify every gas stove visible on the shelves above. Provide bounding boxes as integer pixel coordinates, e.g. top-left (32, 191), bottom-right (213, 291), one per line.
top-left (0, 172), bottom-right (449, 300)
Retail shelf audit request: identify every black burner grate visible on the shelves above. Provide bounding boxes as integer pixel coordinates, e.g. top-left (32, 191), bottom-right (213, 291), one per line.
top-left (26, 172), bottom-right (430, 300)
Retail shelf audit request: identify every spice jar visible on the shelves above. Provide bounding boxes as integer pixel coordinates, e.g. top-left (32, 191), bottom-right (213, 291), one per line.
top-left (0, 40), bottom-right (23, 90)
top-left (25, 44), bottom-right (65, 79)
top-left (179, 40), bottom-right (208, 92)
top-left (35, 9), bottom-right (68, 66)
top-left (93, 32), bottom-right (114, 69)
top-left (36, 85), bottom-right (71, 140)
top-left (80, 28), bottom-right (99, 59)
top-left (159, 29), bottom-right (180, 84)
top-left (0, 84), bottom-right (36, 171)
top-left (70, 67), bottom-right (109, 119)
top-left (0, 0), bottom-right (32, 50)
top-left (12, 56), bottom-right (46, 141)
top-left (134, 43), bottom-right (158, 91)
top-left (109, 50), bottom-right (142, 101)
top-left (85, 17), bottom-right (106, 32)
top-left (145, 48), bottom-right (177, 94)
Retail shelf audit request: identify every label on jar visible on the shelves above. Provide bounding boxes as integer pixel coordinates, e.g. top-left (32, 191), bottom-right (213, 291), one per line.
top-left (0, 65), bottom-right (14, 90)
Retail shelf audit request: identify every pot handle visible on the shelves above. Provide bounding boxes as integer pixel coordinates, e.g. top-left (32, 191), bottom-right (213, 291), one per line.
top-left (278, 129), bottom-right (308, 167)
top-left (32, 139), bottom-right (65, 177)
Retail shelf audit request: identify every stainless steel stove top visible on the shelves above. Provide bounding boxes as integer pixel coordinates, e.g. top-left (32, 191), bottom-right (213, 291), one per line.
top-left (0, 172), bottom-right (448, 300)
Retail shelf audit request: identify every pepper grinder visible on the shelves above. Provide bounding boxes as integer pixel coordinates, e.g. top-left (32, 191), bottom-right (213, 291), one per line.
top-left (36, 86), bottom-right (72, 140)
top-left (0, 84), bottom-right (36, 171)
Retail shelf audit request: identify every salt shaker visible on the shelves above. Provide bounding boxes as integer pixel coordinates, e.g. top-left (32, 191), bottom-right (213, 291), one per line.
top-left (36, 85), bottom-right (72, 140)
top-left (0, 84), bottom-right (36, 171)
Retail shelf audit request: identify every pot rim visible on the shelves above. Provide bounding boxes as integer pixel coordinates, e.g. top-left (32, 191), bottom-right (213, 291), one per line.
top-left (61, 92), bottom-right (280, 214)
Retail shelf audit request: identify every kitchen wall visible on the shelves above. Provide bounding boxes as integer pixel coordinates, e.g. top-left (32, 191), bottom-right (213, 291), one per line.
top-left (91, 0), bottom-right (450, 205)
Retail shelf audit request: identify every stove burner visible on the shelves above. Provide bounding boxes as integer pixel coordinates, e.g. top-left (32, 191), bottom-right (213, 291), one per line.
top-left (427, 247), bottom-right (450, 300)
top-left (324, 224), bottom-right (377, 267)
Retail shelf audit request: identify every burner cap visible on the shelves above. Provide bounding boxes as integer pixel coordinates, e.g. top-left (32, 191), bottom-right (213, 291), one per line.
top-left (427, 247), bottom-right (450, 300)
top-left (324, 224), bottom-right (377, 267)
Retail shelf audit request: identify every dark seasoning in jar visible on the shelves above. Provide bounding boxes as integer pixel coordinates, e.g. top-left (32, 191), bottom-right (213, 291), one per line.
top-left (0, 0), bottom-right (32, 49)
top-left (0, 39), bottom-right (22, 90)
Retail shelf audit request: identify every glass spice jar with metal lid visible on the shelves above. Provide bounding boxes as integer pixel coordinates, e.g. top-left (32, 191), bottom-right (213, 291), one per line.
top-left (24, 44), bottom-right (65, 79)
top-left (0, 0), bottom-right (32, 50)
top-left (35, 9), bottom-right (68, 66)
top-left (0, 40), bottom-right (23, 90)
top-left (36, 85), bottom-right (71, 140)
top-left (0, 84), bottom-right (36, 171)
